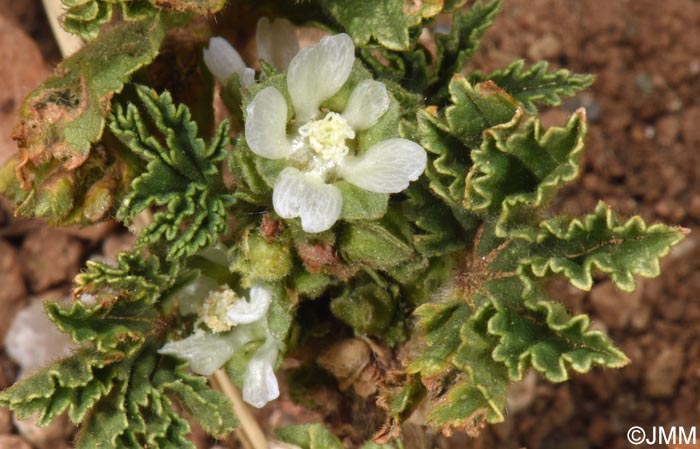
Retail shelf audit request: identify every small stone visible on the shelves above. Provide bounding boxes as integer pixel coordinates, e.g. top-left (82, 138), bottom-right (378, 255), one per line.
top-left (0, 15), bottom-right (50, 165)
top-left (317, 339), bottom-right (371, 391)
top-left (0, 435), bottom-right (32, 449)
top-left (0, 239), bottom-right (27, 346)
top-left (13, 412), bottom-right (74, 449)
top-left (655, 115), bottom-right (680, 146)
top-left (101, 232), bottom-right (137, 262)
top-left (0, 408), bottom-right (12, 434)
top-left (644, 347), bottom-right (684, 398)
top-left (589, 281), bottom-right (641, 329)
top-left (20, 227), bottom-right (82, 293)
top-left (5, 296), bottom-right (74, 378)
top-left (527, 33), bottom-right (561, 60)
top-left (506, 370), bottom-right (537, 414)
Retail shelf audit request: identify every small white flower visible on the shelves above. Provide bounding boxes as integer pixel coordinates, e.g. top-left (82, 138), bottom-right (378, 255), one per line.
top-left (244, 34), bottom-right (427, 233)
top-left (203, 17), bottom-right (299, 87)
top-left (203, 37), bottom-right (255, 87)
top-left (159, 284), bottom-right (281, 408)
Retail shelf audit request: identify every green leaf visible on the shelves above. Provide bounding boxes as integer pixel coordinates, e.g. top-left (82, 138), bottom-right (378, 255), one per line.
top-left (444, 77), bottom-right (520, 149)
top-left (47, 299), bottom-right (155, 351)
top-left (111, 85), bottom-right (234, 260)
top-left (161, 364), bottom-right (237, 437)
top-left (6, 17), bottom-right (165, 223)
top-left (402, 185), bottom-right (467, 257)
top-left (465, 109), bottom-right (587, 240)
top-left (487, 276), bottom-right (629, 382)
top-left (74, 251), bottom-right (171, 304)
top-left (408, 301), bottom-right (469, 378)
top-left (513, 202), bottom-right (687, 291)
top-left (0, 348), bottom-right (117, 425)
top-left (317, 0), bottom-right (441, 51)
top-left (276, 423), bottom-right (345, 449)
top-left (416, 76), bottom-right (516, 231)
top-left (149, 0), bottom-right (227, 14)
top-left (472, 60), bottom-right (595, 114)
top-left (428, 305), bottom-right (507, 434)
top-left (429, 0), bottom-right (503, 103)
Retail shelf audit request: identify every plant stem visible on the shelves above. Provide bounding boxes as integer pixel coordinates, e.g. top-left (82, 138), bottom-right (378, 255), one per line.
top-left (212, 369), bottom-right (269, 449)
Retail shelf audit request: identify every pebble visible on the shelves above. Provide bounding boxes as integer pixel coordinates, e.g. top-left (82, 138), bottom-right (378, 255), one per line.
top-left (4, 295), bottom-right (74, 379)
top-left (589, 280), bottom-right (641, 329)
top-left (20, 227), bottom-right (82, 293)
top-left (0, 408), bottom-right (11, 434)
top-left (506, 370), bottom-right (537, 414)
top-left (13, 412), bottom-right (74, 449)
top-left (526, 33), bottom-right (561, 60)
top-left (644, 347), bottom-right (685, 398)
top-left (0, 435), bottom-right (32, 449)
top-left (0, 14), bottom-right (50, 165)
top-left (0, 239), bottom-right (27, 346)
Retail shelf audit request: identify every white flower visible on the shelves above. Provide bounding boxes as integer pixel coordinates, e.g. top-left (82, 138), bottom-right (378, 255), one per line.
top-left (159, 284), bottom-right (281, 408)
top-left (203, 17), bottom-right (298, 87)
top-left (244, 33), bottom-right (427, 233)
top-left (203, 37), bottom-right (255, 87)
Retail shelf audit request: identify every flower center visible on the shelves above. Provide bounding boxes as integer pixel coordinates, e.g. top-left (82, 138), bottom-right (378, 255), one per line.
top-left (198, 287), bottom-right (239, 333)
top-left (298, 112), bottom-right (355, 162)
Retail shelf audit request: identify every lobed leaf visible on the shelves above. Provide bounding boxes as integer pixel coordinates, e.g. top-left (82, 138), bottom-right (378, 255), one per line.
top-left (428, 0), bottom-right (503, 103)
top-left (510, 202), bottom-right (687, 291)
top-left (276, 423), bottom-right (345, 449)
top-left (317, 0), bottom-right (439, 51)
top-left (472, 60), bottom-right (595, 114)
top-left (111, 85), bottom-right (235, 260)
top-left (465, 109), bottom-right (587, 240)
top-left (486, 276), bottom-right (628, 382)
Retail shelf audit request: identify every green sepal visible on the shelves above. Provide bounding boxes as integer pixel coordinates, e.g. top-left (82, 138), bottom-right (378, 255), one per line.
top-left (471, 60), bottom-right (595, 114)
top-left (111, 85), bottom-right (234, 260)
top-left (230, 233), bottom-right (293, 285)
top-left (330, 282), bottom-right (397, 336)
top-left (337, 181), bottom-right (389, 221)
top-left (340, 222), bottom-right (416, 269)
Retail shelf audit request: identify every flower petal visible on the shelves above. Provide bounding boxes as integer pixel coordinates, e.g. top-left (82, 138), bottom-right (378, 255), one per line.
top-left (273, 168), bottom-right (343, 233)
top-left (203, 37), bottom-right (246, 85)
top-left (242, 338), bottom-right (280, 408)
top-left (240, 67), bottom-right (256, 88)
top-left (340, 138), bottom-right (427, 193)
top-left (159, 328), bottom-right (257, 376)
top-left (287, 33), bottom-right (355, 122)
top-left (245, 86), bottom-right (292, 159)
top-left (256, 17), bottom-right (299, 72)
top-left (342, 80), bottom-right (390, 131)
top-left (226, 285), bottom-right (273, 325)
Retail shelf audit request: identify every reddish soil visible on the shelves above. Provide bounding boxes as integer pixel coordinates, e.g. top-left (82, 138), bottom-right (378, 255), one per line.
top-left (1, 1), bottom-right (698, 449)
